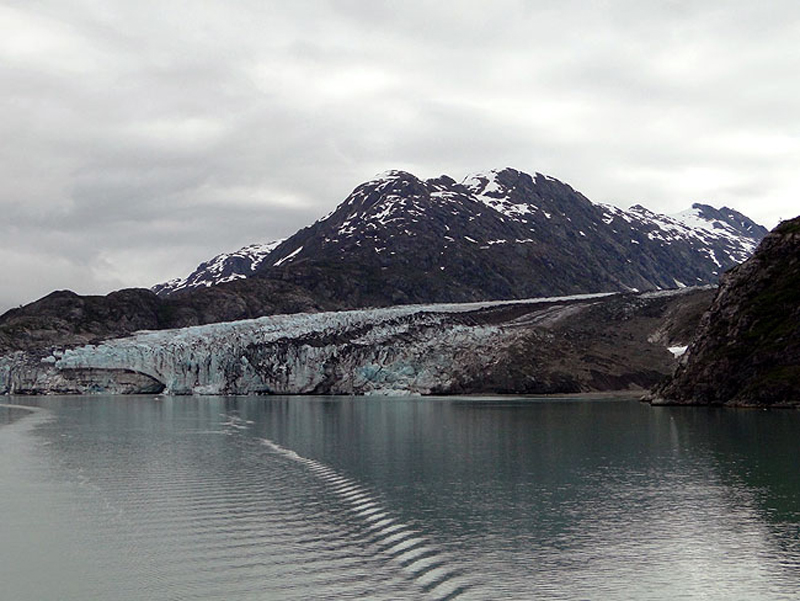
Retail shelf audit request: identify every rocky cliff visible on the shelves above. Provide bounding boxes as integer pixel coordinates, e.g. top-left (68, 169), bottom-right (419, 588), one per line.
top-left (651, 217), bottom-right (800, 406)
top-left (1, 288), bottom-right (712, 396)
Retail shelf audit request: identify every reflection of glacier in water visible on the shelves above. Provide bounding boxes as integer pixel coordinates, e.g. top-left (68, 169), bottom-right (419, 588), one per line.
top-left (0, 402), bottom-right (50, 427)
top-left (262, 437), bottom-right (478, 600)
top-left (0, 402), bottom-right (35, 426)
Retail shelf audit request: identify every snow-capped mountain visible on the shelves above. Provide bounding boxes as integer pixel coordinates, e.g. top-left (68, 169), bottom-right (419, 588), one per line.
top-left (247, 169), bottom-right (765, 302)
top-left (152, 167), bottom-right (766, 306)
top-left (600, 202), bottom-right (764, 276)
top-left (153, 240), bottom-right (283, 296)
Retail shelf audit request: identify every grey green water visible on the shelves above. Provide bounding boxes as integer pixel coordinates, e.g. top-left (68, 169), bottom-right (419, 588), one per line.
top-left (1, 395), bottom-right (799, 600)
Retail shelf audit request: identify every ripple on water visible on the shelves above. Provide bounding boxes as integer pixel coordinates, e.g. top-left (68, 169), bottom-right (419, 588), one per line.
top-left (260, 437), bottom-right (485, 600)
top-left (5, 396), bottom-right (800, 601)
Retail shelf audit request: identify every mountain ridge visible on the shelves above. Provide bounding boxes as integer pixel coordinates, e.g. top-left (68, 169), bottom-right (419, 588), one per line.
top-left (152, 240), bottom-right (285, 296)
top-left (154, 168), bottom-right (766, 305)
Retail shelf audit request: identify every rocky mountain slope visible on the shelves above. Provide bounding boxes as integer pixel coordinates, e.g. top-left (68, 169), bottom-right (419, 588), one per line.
top-left (651, 217), bottom-right (800, 406)
top-left (152, 240), bottom-right (284, 296)
top-left (155, 168), bottom-right (766, 306)
top-left (1, 288), bottom-right (713, 396)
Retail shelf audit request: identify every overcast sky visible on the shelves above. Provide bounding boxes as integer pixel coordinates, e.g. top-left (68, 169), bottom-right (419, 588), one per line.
top-left (2, 0), bottom-right (799, 313)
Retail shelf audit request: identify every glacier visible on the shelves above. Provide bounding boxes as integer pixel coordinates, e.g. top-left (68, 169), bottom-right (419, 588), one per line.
top-left (0, 290), bottom-right (709, 396)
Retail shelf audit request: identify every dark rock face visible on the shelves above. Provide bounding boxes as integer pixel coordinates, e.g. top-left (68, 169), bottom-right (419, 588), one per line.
top-left (439, 288), bottom-right (715, 395)
top-left (248, 169), bottom-right (764, 304)
top-left (0, 289), bottom-right (163, 353)
top-left (652, 217), bottom-right (800, 406)
top-left (154, 168), bottom-right (766, 307)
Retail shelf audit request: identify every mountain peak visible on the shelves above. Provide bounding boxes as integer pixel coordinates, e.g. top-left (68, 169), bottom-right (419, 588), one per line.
top-left (153, 168), bottom-right (768, 305)
top-left (672, 204), bottom-right (767, 242)
top-left (461, 168), bottom-right (578, 222)
top-left (628, 204), bottom-right (658, 216)
top-left (369, 170), bottom-right (420, 184)
top-left (462, 167), bottom-right (529, 194)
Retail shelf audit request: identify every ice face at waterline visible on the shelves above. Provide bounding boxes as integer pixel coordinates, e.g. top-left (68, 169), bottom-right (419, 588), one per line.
top-left (0, 289), bottom-right (708, 396)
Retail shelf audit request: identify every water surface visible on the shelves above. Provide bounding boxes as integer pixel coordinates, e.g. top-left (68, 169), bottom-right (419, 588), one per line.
top-left (1, 395), bottom-right (799, 600)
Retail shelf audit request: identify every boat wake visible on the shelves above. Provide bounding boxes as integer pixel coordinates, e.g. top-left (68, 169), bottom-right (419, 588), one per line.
top-left (261, 437), bottom-right (480, 600)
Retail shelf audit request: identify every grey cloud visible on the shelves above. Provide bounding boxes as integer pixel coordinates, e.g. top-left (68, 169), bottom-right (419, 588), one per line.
top-left (2, 0), bottom-right (799, 313)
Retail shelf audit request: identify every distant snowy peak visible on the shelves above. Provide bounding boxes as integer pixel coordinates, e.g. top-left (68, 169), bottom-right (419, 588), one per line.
top-left (152, 240), bottom-right (284, 296)
top-left (672, 203), bottom-right (768, 241)
top-left (602, 201), bottom-right (768, 267)
top-left (300, 170), bottom-right (475, 249)
top-left (370, 169), bottom-right (417, 183)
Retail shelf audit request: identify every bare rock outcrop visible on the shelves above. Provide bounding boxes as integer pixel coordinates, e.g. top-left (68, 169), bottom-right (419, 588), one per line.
top-left (651, 217), bottom-right (800, 407)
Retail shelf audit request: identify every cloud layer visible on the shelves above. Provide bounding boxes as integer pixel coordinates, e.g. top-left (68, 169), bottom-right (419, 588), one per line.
top-left (2, 0), bottom-right (799, 312)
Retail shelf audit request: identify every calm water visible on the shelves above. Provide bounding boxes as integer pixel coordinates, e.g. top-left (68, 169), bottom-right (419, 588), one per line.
top-left (1, 395), bottom-right (799, 600)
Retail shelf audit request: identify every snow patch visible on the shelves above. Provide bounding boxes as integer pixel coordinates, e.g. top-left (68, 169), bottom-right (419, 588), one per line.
top-left (273, 245), bottom-right (303, 267)
top-left (462, 169), bottom-right (537, 221)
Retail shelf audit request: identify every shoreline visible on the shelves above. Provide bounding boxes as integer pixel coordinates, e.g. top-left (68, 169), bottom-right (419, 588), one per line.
top-left (5, 390), bottom-right (646, 401)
